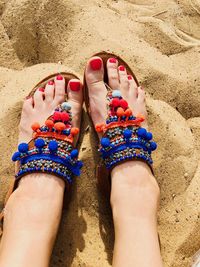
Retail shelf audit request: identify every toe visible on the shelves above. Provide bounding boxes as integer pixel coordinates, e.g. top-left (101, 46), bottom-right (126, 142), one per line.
top-left (107, 57), bottom-right (120, 90)
top-left (118, 65), bottom-right (129, 99)
top-left (22, 96), bottom-right (34, 111)
top-left (128, 75), bottom-right (138, 101)
top-left (33, 89), bottom-right (44, 108)
top-left (137, 86), bottom-right (145, 103)
top-left (85, 57), bottom-right (107, 126)
top-left (44, 80), bottom-right (55, 103)
top-left (54, 75), bottom-right (66, 103)
top-left (67, 79), bottom-right (83, 128)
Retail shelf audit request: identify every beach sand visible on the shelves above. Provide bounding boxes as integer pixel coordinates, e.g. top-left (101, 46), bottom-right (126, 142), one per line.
top-left (0, 0), bottom-right (200, 266)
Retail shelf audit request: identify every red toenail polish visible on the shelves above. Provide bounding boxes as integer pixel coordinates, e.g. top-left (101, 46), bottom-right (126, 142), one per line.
top-left (69, 81), bottom-right (80, 91)
top-left (119, 65), bottom-right (125, 71)
top-left (109, 58), bottom-right (117, 63)
top-left (128, 75), bottom-right (133, 80)
top-left (56, 75), bottom-right (63, 80)
top-left (48, 80), bottom-right (54, 85)
top-left (38, 87), bottom-right (45, 92)
top-left (90, 58), bottom-right (102, 70)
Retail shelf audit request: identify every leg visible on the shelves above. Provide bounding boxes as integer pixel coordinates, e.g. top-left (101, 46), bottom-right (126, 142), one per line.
top-left (85, 56), bottom-right (163, 267)
top-left (0, 76), bottom-right (83, 267)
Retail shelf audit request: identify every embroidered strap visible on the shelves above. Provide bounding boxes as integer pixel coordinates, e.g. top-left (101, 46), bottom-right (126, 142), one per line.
top-left (12, 102), bottom-right (83, 183)
top-left (95, 90), bottom-right (157, 170)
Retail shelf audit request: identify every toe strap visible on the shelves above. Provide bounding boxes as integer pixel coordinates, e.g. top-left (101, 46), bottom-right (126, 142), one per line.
top-left (96, 90), bottom-right (157, 170)
top-left (12, 102), bottom-right (83, 184)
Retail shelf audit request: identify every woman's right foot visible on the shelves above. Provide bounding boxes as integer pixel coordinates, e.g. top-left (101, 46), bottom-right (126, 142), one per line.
top-left (85, 56), bottom-right (162, 267)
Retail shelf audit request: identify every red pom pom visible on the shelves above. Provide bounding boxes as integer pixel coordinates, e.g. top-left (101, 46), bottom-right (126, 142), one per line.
top-left (53, 111), bottom-right (62, 121)
top-left (71, 127), bottom-right (79, 135)
top-left (31, 122), bottom-right (40, 131)
top-left (119, 99), bottom-right (128, 109)
top-left (111, 98), bottom-right (120, 108)
top-left (54, 122), bottom-right (66, 131)
top-left (60, 112), bottom-right (70, 122)
top-left (116, 107), bottom-right (125, 117)
top-left (45, 120), bottom-right (54, 128)
top-left (95, 123), bottom-right (104, 132)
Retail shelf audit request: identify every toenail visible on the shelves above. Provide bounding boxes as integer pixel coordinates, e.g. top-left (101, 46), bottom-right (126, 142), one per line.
top-left (119, 65), bottom-right (125, 71)
top-left (25, 96), bottom-right (32, 100)
top-left (38, 87), bottom-right (45, 92)
top-left (48, 80), bottom-right (54, 85)
top-left (69, 81), bottom-right (80, 91)
top-left (109, 58), bottom-right (117, 63)
top-left (90, 58), bottom-right (102, 71)
top-left (128, 75), bottom-right (133, 80)
top-left (56, 75), bottom-right (63, 80)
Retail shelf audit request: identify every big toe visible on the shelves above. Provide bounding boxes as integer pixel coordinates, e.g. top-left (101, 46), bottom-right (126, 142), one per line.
top-left (85, 57), bottom-right (107, 126)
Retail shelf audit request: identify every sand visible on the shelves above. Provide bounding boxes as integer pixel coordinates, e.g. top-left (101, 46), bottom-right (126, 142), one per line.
top-left (0, 0), bottom-right (200, 266)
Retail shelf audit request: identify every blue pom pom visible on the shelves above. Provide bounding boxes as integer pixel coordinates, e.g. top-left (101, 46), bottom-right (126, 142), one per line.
top-left (18, 143), bottom-right (29, 153)
top-left (137, 128), bottom-right (147, 138)
top-left (70, 149), bottom-right (78, 158)
top-left (48, 140), bottom-right (58, 152)
top-left (35, 138), bottom-right (45, 149)
top-left (112, 90), bottom-right (121, 98)
top-left (77, 161), bottom-right (83, 168)
top-left (150, 141), bottom-right (157, 151)
top-left (12, 151), bottom-right (21, 161)
top-left (123, 129), bottom-right (132, 139)
top-left (146, 132), bottom-right (153, 141)
top-left (101, 137), bottom-right (110, 148)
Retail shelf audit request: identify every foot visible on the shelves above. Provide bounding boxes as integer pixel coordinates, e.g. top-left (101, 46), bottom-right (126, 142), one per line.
top-left (85, 56), bottom-right (162, 267)
top-left (85, 55), bottom-right (159, 204)
top-left (0, 75), bottom-right (83, 267)
top-left (19, 75), bottom-right (83, 144)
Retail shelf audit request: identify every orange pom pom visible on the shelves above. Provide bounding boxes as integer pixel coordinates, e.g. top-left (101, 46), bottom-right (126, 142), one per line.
top-left (125, 108), bottom-right (132, 117)
top-left (116, 107), bottom-right (124, 117)
top-left (95, 123), bottom-right (104, 133)
top-left (137, 113), bottom-right (145, 121)
top-left (45, 119), bottom-right (54, 128)
top-left (71, 127), bottom-right (79, 136)
top-left (54, 122), bottom-right (66, 131)
top-left (31, 122), bottom-right (40, 131)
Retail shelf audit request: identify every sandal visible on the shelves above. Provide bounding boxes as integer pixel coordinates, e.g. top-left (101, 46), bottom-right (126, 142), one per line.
top-left (0, 72), bottom-right (83, 235)
top-left (83, 52), bottom-right (157, 197)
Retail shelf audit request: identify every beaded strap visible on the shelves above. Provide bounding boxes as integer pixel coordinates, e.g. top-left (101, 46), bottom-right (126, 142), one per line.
top-left (12, 102), bottom-right (83, 184)
top-left (95, 90), bottom-right (157, 170)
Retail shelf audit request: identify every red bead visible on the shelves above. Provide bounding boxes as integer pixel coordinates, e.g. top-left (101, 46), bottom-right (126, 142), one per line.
top-left (53, 111), bottom-right (62, 121)
top-left (61, 112), bottom-right (70, 122)
top-left (111, 98), bottom-right (120, 107)
top-left (119, 99), bottom-right (128, 109)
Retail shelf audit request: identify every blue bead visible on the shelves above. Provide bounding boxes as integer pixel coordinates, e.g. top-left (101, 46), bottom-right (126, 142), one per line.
top-left (61, 102), bottom-right (71, 110)
top-left (48, 140), bottom-right (58, 152)
top-left (150, 142), bottom-right (157, 151)
top-left (35, 138), bottom-right (45, 149)
top-left (112, 90), bottom-right (121, 98)
top-left (123, 129), bottom-right (132, 139)
top-left (137, 128), bottom-right (147, 138)
top-left (18, 143), bottom-right (29, 153)
top-left (12, 151), bottom-right (21, 161)
top-left (71, 149), bottom-right (78, 158)
top-left (146, 132), bottom-right (153, 141)
top-left (101, 137), bottom-right (110, 148)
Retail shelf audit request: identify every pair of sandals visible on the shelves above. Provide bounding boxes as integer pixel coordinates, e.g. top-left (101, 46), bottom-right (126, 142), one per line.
top-left (0, 52), bottom-right (157, 233)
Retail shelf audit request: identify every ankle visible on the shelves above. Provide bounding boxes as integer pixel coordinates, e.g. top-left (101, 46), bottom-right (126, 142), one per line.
top-left (110, 161), bottom-right (160, 220)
